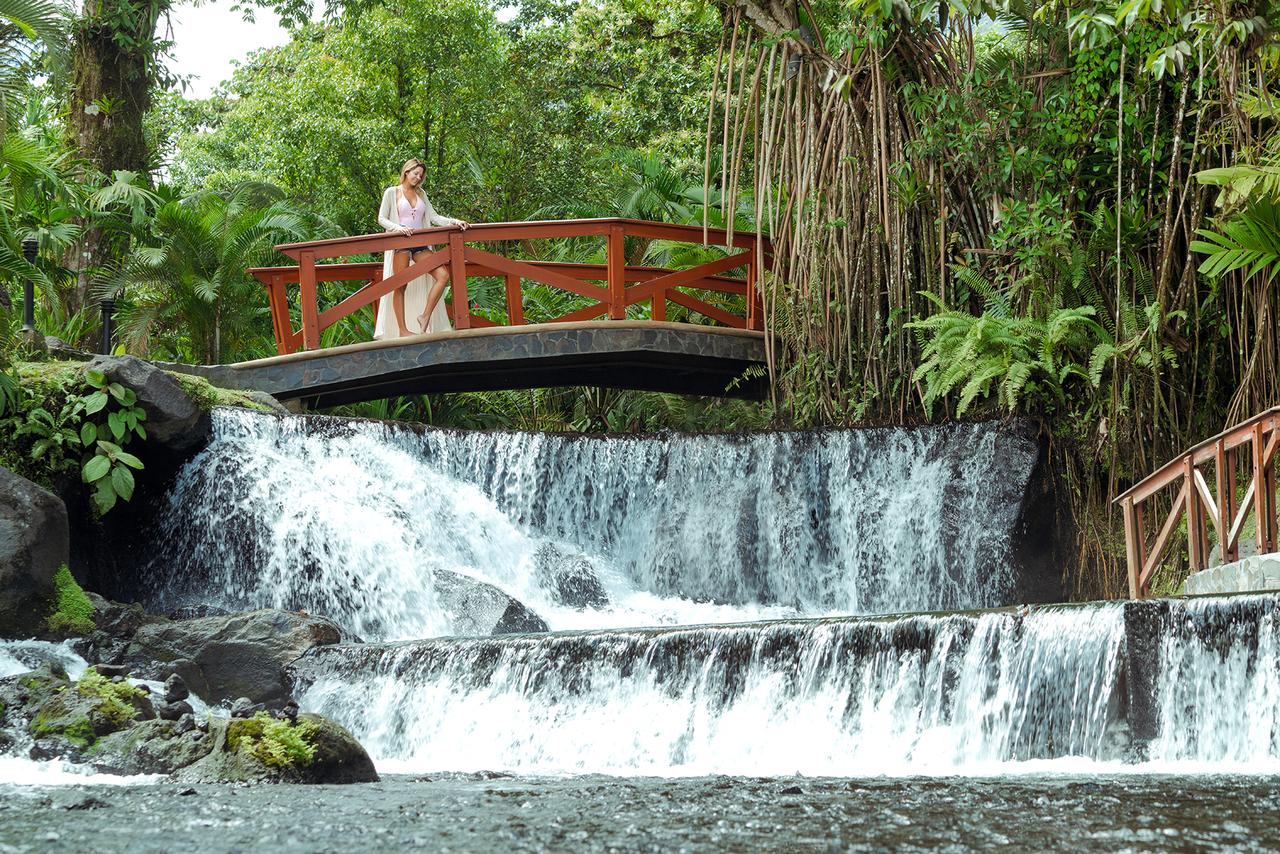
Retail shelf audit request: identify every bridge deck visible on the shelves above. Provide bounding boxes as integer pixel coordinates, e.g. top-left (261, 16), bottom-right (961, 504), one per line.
top-left (192, 321), bottom-right (768, 407)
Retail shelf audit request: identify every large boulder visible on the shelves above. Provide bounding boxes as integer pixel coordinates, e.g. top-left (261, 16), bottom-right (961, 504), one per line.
top-left (433, 569), bottom-right (548, 636)
top-left (124, 609), bottom-right (343, 706)
top-left (0, 466), bottom-right (69, 637)
top-left (533, 543), bottom-right (610, 610)
top-left (84, 355), bottom-right (207, 453)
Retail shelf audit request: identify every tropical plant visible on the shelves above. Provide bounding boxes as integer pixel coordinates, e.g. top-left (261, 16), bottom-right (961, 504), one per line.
top-left (101, 182), bottom-right (327, 363)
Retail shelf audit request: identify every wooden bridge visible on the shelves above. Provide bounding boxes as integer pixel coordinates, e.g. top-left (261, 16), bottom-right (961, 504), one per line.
top-left (1118, 406), bottom-right (1279, 598)
top-left (217, 218), bottom-right (772, 406)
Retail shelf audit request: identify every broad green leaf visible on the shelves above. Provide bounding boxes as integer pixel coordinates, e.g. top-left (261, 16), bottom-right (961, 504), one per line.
top-left (82, 455), bottom-right (111, 482)
top-left (83, 392), bottom-right (109, 414)
top-left (116, 451), bottom-right (145, 470)
top-left (80, 422), bottom-right (97, 446)
top-left (111, 465), bottom-right (135, 501)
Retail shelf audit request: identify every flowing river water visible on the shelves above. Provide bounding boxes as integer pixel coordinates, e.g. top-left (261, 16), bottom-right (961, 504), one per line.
top-left (6, 409), bottom-right (1280, 851)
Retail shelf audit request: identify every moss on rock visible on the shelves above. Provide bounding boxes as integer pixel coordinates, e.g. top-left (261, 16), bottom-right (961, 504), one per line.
top-left (44, 565), bottom-right (96, 637)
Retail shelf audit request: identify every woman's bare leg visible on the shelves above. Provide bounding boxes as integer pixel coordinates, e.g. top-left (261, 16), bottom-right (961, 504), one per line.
top-left (418, 266), bottom-right (451, 330)
top-left (391, 250), bottom-right (413, 336)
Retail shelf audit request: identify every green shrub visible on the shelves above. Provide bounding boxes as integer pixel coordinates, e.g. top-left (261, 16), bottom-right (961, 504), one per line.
top-left (45, 565), bottom-right (96, 636)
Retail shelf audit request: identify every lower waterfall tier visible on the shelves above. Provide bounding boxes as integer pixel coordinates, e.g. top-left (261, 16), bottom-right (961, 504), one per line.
top-left (291, 595), bottom-right (1280, 776)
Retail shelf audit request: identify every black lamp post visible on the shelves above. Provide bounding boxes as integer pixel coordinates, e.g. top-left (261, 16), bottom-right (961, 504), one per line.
top-left (20, 238), bottom-right (38, 335)
top-left (100, 297), bottom-right (116, 355)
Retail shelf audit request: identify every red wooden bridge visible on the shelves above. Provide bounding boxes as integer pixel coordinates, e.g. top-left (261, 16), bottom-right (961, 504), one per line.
top-left (221, 219), bottom-right (773, 405)
top-left (1117, 407), bottom-right (1280, 598)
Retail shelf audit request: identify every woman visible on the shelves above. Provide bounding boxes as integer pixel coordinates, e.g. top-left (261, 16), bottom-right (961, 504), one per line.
top-left (373, 158), bottom-right (469, 339)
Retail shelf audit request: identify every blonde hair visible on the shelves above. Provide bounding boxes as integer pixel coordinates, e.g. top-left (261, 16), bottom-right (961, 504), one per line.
top-left (400, 158), bottom-right (426, 183)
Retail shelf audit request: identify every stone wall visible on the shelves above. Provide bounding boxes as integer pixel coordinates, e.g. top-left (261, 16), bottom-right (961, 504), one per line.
top-left (1183, 553), bottom-right (1280, 595)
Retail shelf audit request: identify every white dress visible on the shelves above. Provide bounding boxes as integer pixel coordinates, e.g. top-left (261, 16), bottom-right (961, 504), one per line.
top-left (372, 186), bottom-right (461, 340)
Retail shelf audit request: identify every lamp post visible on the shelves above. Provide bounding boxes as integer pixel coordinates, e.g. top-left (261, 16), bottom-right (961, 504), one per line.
top-left (100, 297), bottom-right (116, 355)
top-left (20, 238), bottom-right (38, 335)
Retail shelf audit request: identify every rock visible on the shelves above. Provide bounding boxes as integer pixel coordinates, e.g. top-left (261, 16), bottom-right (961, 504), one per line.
top-left (156, 700), bottom-right (193, 721)
top-left (432, 569), bottom-right (548, 636)
top-left (173, 714), bottom-right (195, 735)
top-left (91, 664), bottom-right (131, 679)
top-left (294, 713), bottom-right (379, 784)
top-left (241, 390), bottom-right (289, 415)
top-left (533, 544), bottom-right (610, 610)
top-left (85, 593), bottom-right (154, 640)
top-left (43, 336), bottom-right (91, 362)
top-left (91, 718), bottom-right (216, 776)
top-left (166, 604), bottom-right (230, 621)
top-left (124, 609), bottom-right (342, 706)
top-left (173, 713), bottom-right (378, 784)
top-left (230, 698), bottom-right (257, 719)
top-left (163, 673), bottom-right (189, 703)
top-left (83, 355), bottom-right (207, 453)
top-left (274, 699), bottom-right (299, 724)
top-left (0, 466), bottom-right (69, 636)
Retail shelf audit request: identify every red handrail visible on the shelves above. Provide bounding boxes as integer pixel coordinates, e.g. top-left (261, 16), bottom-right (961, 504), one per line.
top-left (1116, 407), bottom-right (1280, 597)
top-left (250, 218), bottom-right (772, 354)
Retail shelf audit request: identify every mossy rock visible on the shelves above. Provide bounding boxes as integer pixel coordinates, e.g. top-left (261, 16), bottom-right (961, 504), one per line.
top-left (175, 713), bottom-right (377, 784)
top-left (91, 719), bottom-right (216, 775)
top-left (20, 667), bottom-right (152, 755)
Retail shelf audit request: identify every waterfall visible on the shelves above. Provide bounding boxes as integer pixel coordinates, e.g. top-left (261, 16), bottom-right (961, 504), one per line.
top-left (291, 594), bottom-right (1280, 775)
top-left (292, 606), bottom-right (1128, 776)
top-left (145, 409), bottom-right (1041, 641)
top-left (1149, 595), bottom-right (1280, 766)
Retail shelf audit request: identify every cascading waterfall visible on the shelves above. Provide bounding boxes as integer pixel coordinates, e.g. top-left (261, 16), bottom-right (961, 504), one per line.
top-left (145, 409), bottom-right (1040, 640)
top-left (290, 594), bottom-right (1280, 775)
top-left (1149, 595), bottom-right (1280, 765)
top-left (292, 606), bottom-right (1129, 776)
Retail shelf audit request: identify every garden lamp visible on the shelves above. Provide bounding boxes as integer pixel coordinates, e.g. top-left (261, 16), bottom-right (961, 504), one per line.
top-left (100, 296), bottom-right (116, 355)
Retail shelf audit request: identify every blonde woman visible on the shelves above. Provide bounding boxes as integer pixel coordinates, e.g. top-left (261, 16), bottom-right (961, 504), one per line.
top-left (374, 158), bottom-right (469, 339)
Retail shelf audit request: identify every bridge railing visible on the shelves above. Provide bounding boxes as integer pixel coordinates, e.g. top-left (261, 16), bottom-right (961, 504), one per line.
top-left (1116, 406), bottom-right (1280, 598)
top-left (248, 218), bottom-right (772, 355)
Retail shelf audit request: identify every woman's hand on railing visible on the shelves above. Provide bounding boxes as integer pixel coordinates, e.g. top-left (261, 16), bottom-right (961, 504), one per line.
top-left (399, 226), bottom-right (414, 237)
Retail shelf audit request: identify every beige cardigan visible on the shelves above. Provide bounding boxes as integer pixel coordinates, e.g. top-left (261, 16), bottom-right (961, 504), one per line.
top-left (377, 185), bottom-right (463, 233)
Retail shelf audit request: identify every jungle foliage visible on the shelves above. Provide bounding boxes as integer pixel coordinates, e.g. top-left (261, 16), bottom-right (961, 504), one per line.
top-left (2, 0), bottom-right (1279, 595)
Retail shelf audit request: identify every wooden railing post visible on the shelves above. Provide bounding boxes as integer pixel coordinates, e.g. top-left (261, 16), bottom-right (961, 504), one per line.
top-left (746, 244), bottom-right (762, 332)
top-left (266, 272), bottom-right (288, 355)
top-left (1123, 497), bottom-right (1142, 598)
top-left (450, 231), bottom-right (470, 330)
top-left (1185, 458), bottom-right (1205, 572)
top-left (1223, 448), bottom-right (1233, 560)
top-left (607, 224), bottom-right (625, 320)
top-left (504, 274), bottom-right (523, 325)
top-left (1214, 439), bottom-right (1230, 563)
top-left (298, 250), bottom-right (320, 350)
top-left (1253, 422), bottom-right (1268, 554)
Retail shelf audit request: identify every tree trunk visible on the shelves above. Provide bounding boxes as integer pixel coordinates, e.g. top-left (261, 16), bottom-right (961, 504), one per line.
top-left (65, 0), bottom-right (164, 313)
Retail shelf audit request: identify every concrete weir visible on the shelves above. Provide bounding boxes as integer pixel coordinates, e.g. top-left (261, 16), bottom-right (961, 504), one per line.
top-left (177, 321), bottom-right (769, 406)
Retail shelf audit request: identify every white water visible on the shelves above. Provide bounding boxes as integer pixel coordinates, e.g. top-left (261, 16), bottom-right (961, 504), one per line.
top-left (294, 606), bottom-right (1129, 776)
top-left (1150, 595), bottom-right (1280, 764)
top-left (293, 595), bottom-right (1280, 776)
top-left (147, 410), bottom-right (1039, 641)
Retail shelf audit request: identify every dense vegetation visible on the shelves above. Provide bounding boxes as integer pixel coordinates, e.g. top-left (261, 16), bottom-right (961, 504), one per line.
top-left (1, 0), bottom-right (1277, 595)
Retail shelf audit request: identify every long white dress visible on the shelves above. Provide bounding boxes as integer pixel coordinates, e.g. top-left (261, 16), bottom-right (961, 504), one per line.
top-left (372, 186), bottom-right (461, 340)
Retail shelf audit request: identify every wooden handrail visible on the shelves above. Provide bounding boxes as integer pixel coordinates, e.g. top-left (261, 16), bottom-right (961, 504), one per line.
top-left (252, 218), bottom-right (772, 355)
top-left (1117, 406), bottom-right (1280, 598)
